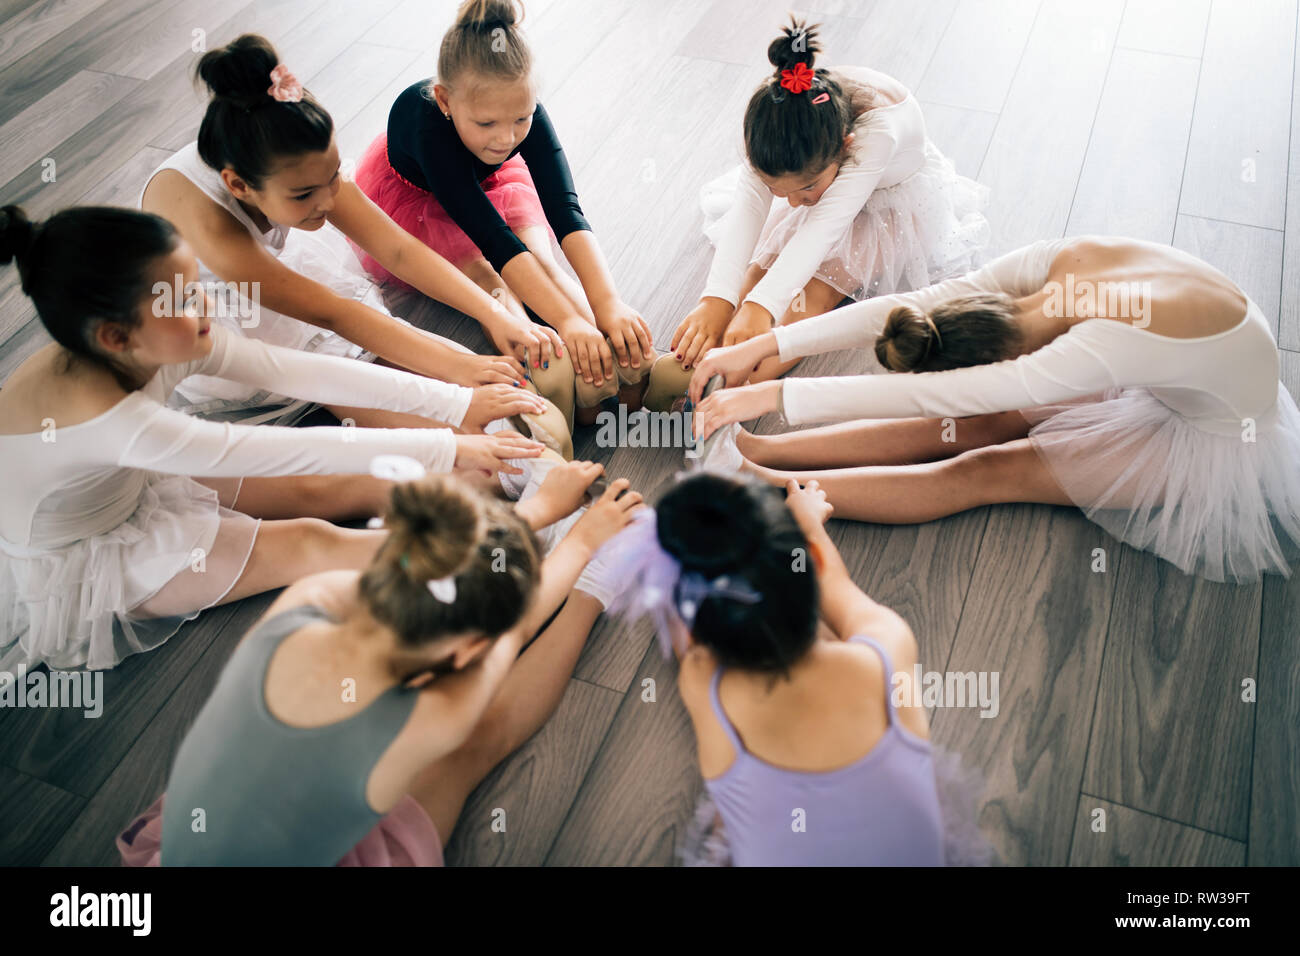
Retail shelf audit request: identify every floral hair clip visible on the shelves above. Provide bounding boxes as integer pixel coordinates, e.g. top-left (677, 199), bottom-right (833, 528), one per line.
top-left (779, 62), bottom-right (815, 94)
top-left (267, 64), bottom-right (303, 103)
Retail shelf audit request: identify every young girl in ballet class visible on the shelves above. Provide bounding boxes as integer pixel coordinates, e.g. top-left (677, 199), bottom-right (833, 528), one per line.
top-left (601, 473), bottom-right (987, 866)
top-left (355, 0), bottom-right (661, 427)
top-left (142, 32), bottom-right (572, 451)
top-left (690, 236), bottom-right (1300, 583)
top-left (654, 17), bottom-right (989, 407)
top-left (117, 468), bottom-right (644, 866)
top-left (0, 205), bottom-right (547, 673)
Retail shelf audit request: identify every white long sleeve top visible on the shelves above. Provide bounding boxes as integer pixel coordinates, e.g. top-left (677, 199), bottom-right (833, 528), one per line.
top-left (701, 66), bottom-right (928, 320)
top-left (1, 327), bottom-right (473, 550)
top-left (772, 238), bottom-right (1283, 437)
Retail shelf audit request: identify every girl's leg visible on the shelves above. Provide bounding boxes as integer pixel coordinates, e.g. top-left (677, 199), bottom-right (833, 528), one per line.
top-left (738, 411), bottom-right (1033, 469)
top-left (214, 519), bottom-right (385, 605)
top-left (748, 277), bottom-right (850, 383)
top-left (405, 591), bottom-right (604, 841)
top-left (644, 263), bottom-right (771, 413)
top-left (217, 474), bottom-right (395, 521)
top-left (743, 438), bottom-right (1074, 523)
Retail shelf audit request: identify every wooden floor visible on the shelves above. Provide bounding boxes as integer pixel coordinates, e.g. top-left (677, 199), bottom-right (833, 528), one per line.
top-left (1, 0), bottom-right (1297, 867)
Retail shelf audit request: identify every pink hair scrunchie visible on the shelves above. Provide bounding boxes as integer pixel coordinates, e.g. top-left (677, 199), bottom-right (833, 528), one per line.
top-left (267, 64), bottom-right (303, 103)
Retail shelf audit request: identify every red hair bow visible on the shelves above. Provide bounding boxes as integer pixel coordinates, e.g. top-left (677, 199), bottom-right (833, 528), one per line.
top-left (779, 62), bottom-right (815, 94)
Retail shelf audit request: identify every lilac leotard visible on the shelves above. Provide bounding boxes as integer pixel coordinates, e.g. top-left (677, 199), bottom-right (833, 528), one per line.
top-left (703, 635), bottom-right (945, 866)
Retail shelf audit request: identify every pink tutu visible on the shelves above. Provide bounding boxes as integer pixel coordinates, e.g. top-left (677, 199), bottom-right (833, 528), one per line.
top-left (117, 794), bottom-right (444, 867)
top-left (354, 132), bottom-right (549, 285)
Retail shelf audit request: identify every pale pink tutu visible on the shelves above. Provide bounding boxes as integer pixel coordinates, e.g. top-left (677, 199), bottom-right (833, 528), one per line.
top-left (354, 132), bottom-right (549, 285)
top-left (117, 794), bottom-right (444, 867)
top-left (1023, 382), bottom-right (1300, 583)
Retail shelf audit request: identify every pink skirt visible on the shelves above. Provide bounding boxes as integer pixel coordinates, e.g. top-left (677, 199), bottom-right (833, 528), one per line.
top-left (354, 132), bottom-right (549, 286)
top-left (116, 794), bottom-right (445, 867)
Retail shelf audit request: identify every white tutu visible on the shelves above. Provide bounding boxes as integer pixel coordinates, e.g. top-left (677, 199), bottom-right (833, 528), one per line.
top-left (701, 140), bottom-right (990, 301)
top-left (169, 222), bottom-right (378, 426)
top-left (677, 744), bottom-right (996, 866)
top-left (0, 474), bottom-right (259, 672)
top-left (1024, 382), bottom-right (1300, 583)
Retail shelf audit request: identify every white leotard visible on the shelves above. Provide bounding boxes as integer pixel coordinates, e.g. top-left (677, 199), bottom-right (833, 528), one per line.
top-left (772, 238), bottom-right (1282, 437)
top-left (0, 327), bottom-right (470, 551)
top-left (701, 67), bottom-right (928, 320)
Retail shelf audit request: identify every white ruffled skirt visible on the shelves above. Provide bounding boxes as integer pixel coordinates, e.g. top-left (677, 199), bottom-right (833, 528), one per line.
top-left (1024, 382), bottom-right (1300, 583)
top-left (0, 475), bottom-right (259, 672)
top-left (701, 140), bottom-right (991, 301)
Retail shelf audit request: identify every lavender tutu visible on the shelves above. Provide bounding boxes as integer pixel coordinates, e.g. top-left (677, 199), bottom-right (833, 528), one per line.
top-left (701, 140), bottom-right (990, 301)
top-left (117, 794), bottom-right (444, 867)
top-left (354, 132), bottom-right (550, 284)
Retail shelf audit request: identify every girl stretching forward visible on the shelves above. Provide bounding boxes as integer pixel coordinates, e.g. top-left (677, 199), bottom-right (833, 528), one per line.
top-left (0, 205), bottom-right (543, 673)
top-left (144, 33), bottom-right (569, 451)
top-left (118, 469), bottom-right (644, 866)
top-left (605, 474), bottom-right (987, 866)
top-left (690, 236), bottom-right (1300, 583)
top-left (355, 0), bottom-right (658, 427)
top-left (659, 18), bottom-right (989, 405)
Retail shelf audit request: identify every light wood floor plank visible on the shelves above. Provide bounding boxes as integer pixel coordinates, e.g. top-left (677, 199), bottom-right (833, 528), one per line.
top-left (1116, 0), bottom-right (1211, 58)
top-left (916, 0), bottom-right (1040, 113)
top-left (1179, 0), bottom-right (1295, 231)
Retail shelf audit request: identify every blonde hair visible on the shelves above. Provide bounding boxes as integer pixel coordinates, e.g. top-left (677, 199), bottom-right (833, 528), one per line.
top-left (435, 0), bottom-right (531, 89)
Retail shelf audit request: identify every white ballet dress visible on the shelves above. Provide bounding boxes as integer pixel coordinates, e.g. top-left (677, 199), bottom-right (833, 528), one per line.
top-left (699, 66), bottom-right (990, 320)
top-left (0, 327), bottom-right (473, 672)
top-left (142, 143), bottom-right (474, 425)
top-left (772, 237), bottom-right (1300, 583)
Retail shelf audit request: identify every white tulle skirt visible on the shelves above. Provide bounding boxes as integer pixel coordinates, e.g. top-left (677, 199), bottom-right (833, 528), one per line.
top-left (701, 140), bottom-right (991, 301)
top-left (677, 745), bottom-right (996, 866)
top-left (1024, 383), bottom-right (1300, 583)
top-left (0, 475), bottom-right (259, 672)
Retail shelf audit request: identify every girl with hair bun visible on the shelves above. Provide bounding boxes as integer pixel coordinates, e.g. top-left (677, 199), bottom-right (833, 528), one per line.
top-left (355, 0), bottom-right (660, 429)
top-left (117, 470), bottom-right (646, 866)
top-left (660, 17), bottom-right (990, 405)
top-left (689, 236), bottom-right (1300, 584)
top-left (0, 204), bottom-right (546, 673)
top-left (143, 33), bottom-right (571, 459)
top-left (600, 473), bottom-right (988, 866)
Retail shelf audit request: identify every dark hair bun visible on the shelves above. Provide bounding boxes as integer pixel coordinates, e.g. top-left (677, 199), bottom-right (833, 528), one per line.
top-left (767, 16), bottom-right (821, 74)
top-left (196, 33), bottom-right (280, 101)
top-left (876, 305), bottom-right (936, 372)
top-left (0, 205), bottom-right (35, 267)
top-left (656, 474), bottom-right (764, 576)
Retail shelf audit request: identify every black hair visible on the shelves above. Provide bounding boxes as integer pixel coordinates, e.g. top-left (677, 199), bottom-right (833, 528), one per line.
top-left (0, 204), bottom-right (180, 389)
top-left (742, 17), bottom-right (870, 179)
top-left (656, 473), bottom-right (818, 677)
top-left (194, 34), bottom-right (334, 189)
